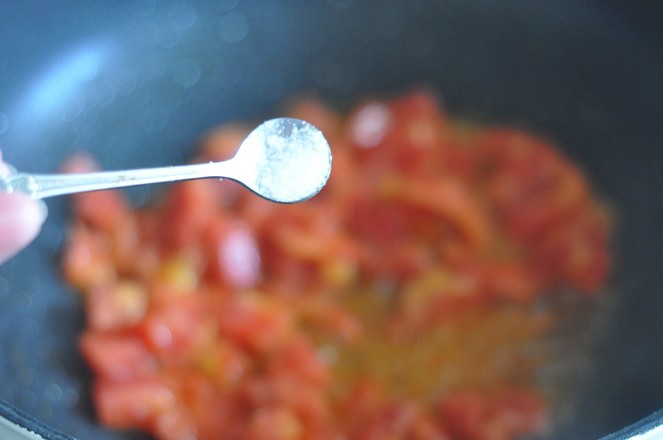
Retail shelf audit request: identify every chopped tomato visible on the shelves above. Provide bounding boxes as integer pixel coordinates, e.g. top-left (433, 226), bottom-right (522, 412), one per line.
top-left (161, 179), bottom-right (218, 249)
top-left (85, 281), bottom-right (148, 331)
top-left (440, 389), bottom-right (547, 440)
top-left (93, 378), bottom-right (176, 429)
top-left (245, 406), bottom-right (303, 440)
top-left (137, 294), bottom-right (212, 363)
top-left (63, 91), bottom-right (611, 440)
top-left (204, 216), bottom-right (261, 289)
top-left (216, 294), bottom-right (295, 354)
top-left (80, 332), bottom-right (156, 382)
top-left (62, 226), bottom-right (115, 290)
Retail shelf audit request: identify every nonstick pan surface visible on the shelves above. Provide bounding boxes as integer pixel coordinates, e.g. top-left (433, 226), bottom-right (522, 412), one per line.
top-left (0, 1), bottom-right (662, 439)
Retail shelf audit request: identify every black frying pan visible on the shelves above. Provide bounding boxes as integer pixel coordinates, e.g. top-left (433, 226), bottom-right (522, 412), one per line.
top-left (0, 1), bottom-right (662, 439)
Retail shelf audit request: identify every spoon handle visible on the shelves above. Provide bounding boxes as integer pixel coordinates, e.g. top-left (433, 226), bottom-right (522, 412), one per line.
top-left (0, 161), bottom-right (233, 200)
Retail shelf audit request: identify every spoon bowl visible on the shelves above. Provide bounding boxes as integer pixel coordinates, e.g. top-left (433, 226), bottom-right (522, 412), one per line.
top-left (228, 118), bottom-right (333, 203)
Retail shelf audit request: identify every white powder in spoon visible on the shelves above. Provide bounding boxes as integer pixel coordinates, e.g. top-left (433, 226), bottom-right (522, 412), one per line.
top-left (237, 118), bottom-right (332, 203)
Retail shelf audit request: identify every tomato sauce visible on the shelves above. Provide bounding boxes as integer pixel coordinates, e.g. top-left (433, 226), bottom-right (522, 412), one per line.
top-left (63, 91), bottom-right (610, 440)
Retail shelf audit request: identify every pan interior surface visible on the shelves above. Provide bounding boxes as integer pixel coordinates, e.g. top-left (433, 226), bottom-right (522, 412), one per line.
top-left (0, 1), bottom-right (661, 439)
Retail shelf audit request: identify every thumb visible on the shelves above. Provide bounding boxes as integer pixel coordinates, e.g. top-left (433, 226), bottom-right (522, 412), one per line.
top-left (0, 193), bottom-right (47, 264)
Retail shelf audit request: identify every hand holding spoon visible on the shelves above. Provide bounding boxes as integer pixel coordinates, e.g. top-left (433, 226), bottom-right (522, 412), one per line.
top-left (0, 118), bottom-right (332, 203)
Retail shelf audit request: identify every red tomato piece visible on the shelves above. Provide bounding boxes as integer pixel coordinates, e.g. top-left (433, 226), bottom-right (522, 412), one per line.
top-left (204, 217), bottom-right (261, 289)
top-left (137, 294), bottom-right (211, 363)
top-left (440, 388), bottom-right (547, 440)
top-left (62, 91), bottom-right (610, 440)
top-left (268, 337), bottom-right (330, 387)
top-left (217, 295), bottom-right (295, 354)
top-left (80, 332), bottom-right (156, 382)
top-left (93, 378), bottom-right (176, 429)
top-left (62, 226), bottom-right (115, 290)
top-left (161, 180), bottom-right (218, 249)
top-left (85, 281), bottom-right (148, 331)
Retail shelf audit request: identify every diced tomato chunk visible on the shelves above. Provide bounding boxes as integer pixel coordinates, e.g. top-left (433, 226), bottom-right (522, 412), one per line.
top-left (86, 281), bottom-right (148, 331)
top-left (204, 217), bottom-right (261, 289)
top-left (161, 180), bottom-right (218, 249)
top-left (268, 338), bottom-right (330, 387)
top-left (94, 378), bottom-right (176, 429)
top-left (246, 406), bottom-right (303, 440)
top-left (80, 332), bottom-right (155, 382)
top-left (137, 295), bottom-right (211, 363)
top-left (217, 295), bottom-right (294, 354)
top-left (439, 388), bottom-right (547, 440)
top-left (62, 226), bottom-right (115, 290)
top-left (62, 91), bottom-right (609, 440)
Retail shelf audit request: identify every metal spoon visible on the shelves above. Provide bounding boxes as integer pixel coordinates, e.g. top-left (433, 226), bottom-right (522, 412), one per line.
top-left (0, 118), bottom-right (332, 203)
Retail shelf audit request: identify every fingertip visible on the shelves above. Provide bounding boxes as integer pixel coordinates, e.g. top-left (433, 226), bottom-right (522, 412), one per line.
top-left (0, 193), bottom-right (47, 264)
